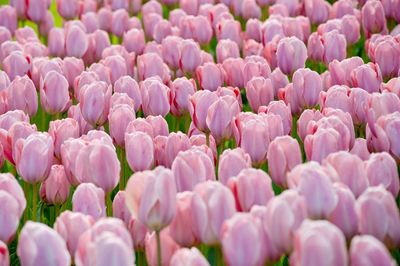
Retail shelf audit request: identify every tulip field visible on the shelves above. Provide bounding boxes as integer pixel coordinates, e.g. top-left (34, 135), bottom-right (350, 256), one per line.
top-left (0, 0), bottom-right (400, 265)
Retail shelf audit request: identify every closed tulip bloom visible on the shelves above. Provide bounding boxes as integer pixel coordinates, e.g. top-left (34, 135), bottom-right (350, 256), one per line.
top-left (114, 76), bottom-right (142, 112)
top-left (228, 168), bottom-right (274, 212)
top-left (216, 39), bottom-right (240, 64)
top-left (218, 148), bottom-right (252, 185)
top-left (108, 104), bottom-right (135, 147)
top-left (40, 165), bottom-right (70, 205)
top-left (152, 19), bottom-right (172, 43)
top-left (65, 26), bottom-right (88, 58)
top-left (0, 110), bottom-right (29, 131)
top-left (47, 28), bottom-right (65, 57)
top-left (304, 0), bottom-right (330, 24)
top-left (287, 162), bottom-right (338, 219)
top-left (170, 248), bottom-right (209, 266)
top-left (125, 131), bottom-right (154, 172)
top-left (169, 192), bottom-right (198, 247)
top-left (191, 181), bottom-right (236, 245)
top-left (110, 92), bottom-right (134, 110)
top-left (304, 128), bottom-right (342, 163)
top-left (145, 229), bottom-right (179, 266)
top-left (350, 138), bottom-right (370, 160)
top-left (322, 30), bottom-right (347, 64)
top-left (361, 0), bottom-right (387, 37)
top-left (350, 235), bottom-right (396, 266)
top-left (320, 85), bottom-right (352, 115)
top-left (138, 166), bottom-right (177, 231)
top-left (62, 57), bottom-right (84, 90)
top-left (0, 173), bottom-right (26, 217)
top-left (323, 151), bottom-right (368, 197)
top-left (290, 68), bottom-right (322, 113)
top-left (290, 220), bottom-right (348, 266)
top-left (0, 71), bottom-right (9, 93)
top-left (307, 32), bottom-right (324, 62)
top-left (245, 77), bottom-right (274, 112)
top-left (72, 183), bottom-right (106, 220)
top-left (122, 29), bottom-right (145, 55)
top-left (54, 211), bottom-right (94, 258)
top-left (221, 213), bottom-right (264, 266)
top-left (263, 189), bottom-right (307, 255)
top-left (206, 95), bottom-right (240, 143)
top-left (216, 19), bottom-right (242, 46)
top-left (169, 77), bottom-right (196, 116)
top-left (79, 81), bottom-right (111, 127)
top-left (111, 9), bottom-right (129, 37)
top-left (365, 152), bottom-right (399, 198)
top-left (222, 57), bottom-right (245, 88)
top-left (196, 63), bottom-right (225, 92)
top-left (75, 142), bottom-right (120, 193)
top-left (356, 186), bottom-right (400, 248)
top-left (0, 190), bottom-right (20, 243)
top-left (40, 71), bottom-right (71, 115)
top-left (81, 12), bottom-right (98, 34)
top-left (179, 40), bottom-right (201, 74)
top-left (56, 0), bottom-right (79, 19)
top-left (75, 218), bottom-right (134, 266)
top-left (172, 149), bottom-right (215, 192)
top-left (351, 63), bottom-right (382, 93)
top-left (138, 52), bottom-right (171, 82)
top-left (141, 77), bottom-right (170, 117)
top-left (267, 136), bottom-right (302, 188)
top-left (102, 55), bottom-right (127, 85)
top-left (373, 38), bottom-right (400, 79)
top-left (0, 241), bottom-right (9, 266)
top-left (3, 51), bottom-right (30, 82)
top-left (276, 37), bottom-right (307, 75)
top-left (329, 56), bottom-right (364, 86)
top-left (188, 90), bottom-right (219, 132)
top-left (328, 183), bottom-right (358, 239)
top-left (18, 222), bottom-right (71, 266)
top-left (0, 6), bottom-right (17, 34)
top-left (14, 132), bottom-right (53, 184)
top-left (161, 36), bottom-right (182, 70)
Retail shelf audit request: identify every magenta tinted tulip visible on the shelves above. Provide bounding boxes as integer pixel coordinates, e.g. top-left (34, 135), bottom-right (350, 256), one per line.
top-left (125, 131), bottom-right (154, 172)
top-left (169, 77), bottom-right (197, 116)
top-left (72, 183), bottom-right (106, 220)
top-left (65, 25), bottom-right (88, 58)
top-left (0, 241), bottom-right (9, 266)
top-left (40, 165), bottom-right (70, 205)
top-left (196, 63), bottom-right (225, 92)
top-left (276, 37), bottom-right (307, 75)
top-left (40, 71), bottom-right (71, 115)
top-left (218, 148), bottom-right (252, 185)
top-left (188, 90), bottom-right (219, 132)
top-left (361, 0), bottom-right (387, 37)
top-left (351, 63), bottom-right (382, 93)
top-left (79, 81), bottom-right (111, 127)
top-left (140, 77), bottom-right (171, 117)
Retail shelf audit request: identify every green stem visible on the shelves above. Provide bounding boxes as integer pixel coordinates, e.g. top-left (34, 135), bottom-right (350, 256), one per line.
top-left (118, 147), bottom-right (125, 191)
top-left (23, 181), bottom-right (29, 223)
top-left (106, 192), bottom-right (112, 217)
top-left (31, 183), bottom-right (38, 221)
top-left (206, 132), bottom-right (210, 147)
top-left (156, 230), bottom-right (162, 266)
top-left (175, 116), bottom-right (180, 132)
top-left (49, 205), bottom-right (55, 225)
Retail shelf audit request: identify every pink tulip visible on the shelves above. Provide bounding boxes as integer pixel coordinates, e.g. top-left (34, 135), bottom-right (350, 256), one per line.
top-left (221, 213), bottom-right (264, 266)
top-left (304, 0), bottom-right (330, 24)
top-left (54, 211), bottom-right (94, 258)
top-left (0, 191), bottom-right (20, 243)
top-left (320, 85), bottom-right (352, 116)
top-left (72, 183), bottom-right (106, 220)
top-left (329, 56), bottom-right (364, 86)
top-left (113, 76), bottom-right (142, 112)
top-left (145, 229), bottom-right (179, 266)
top-left (48, 28), bottom-right (65, 57)
top-left (65, 25), bottom-right (88, 58)
top-left (351, 63), bottom-right (382, 93)
top-left (169, 192), bottom-right (198, 247)
top-left (304, 128), bottom-right (343, 163)
top-left (169, 77), bottom-right (197, 116)
top-left (222, 57), bottom-right (245, 88)
top-left (290, 220), bottom-right (348, 266)
top-left (75, 218), bottom-right (134, 266)
top-left (179, 39), bottom-right (201, 74)
top-left (328, 183), bottom-right (358, 239)
top-left (170, 248), bottom-right (209, 266)
top-left (152, 19), bottom-right (172, 43)
top-left (62, 57), bottom-right (84, 89)
top-left (241, 0), bottom-right (261, 19)
top-left (206, 95), bottom-right (240, 143)
top-left (243, 38), bottom-right (263, 57)
top-left (40, 165), bottom-right (70, 205)
top-left (196, 63), bottom-right (225, 92)
top-left (191, 181), bottom-right (236, 245)
top-left (0, 173), bottom-right (26, 216)
top-left (216, 39), bottom-right (240, 64)
top-left (228, 168), bottom-right (274, 212)
top-left (138, 166), bottom-right (177, 231)
top-left (188, 90), bottom-right (219, 132)
top-left (350, 235), bottom-right (396, 266)
top-left (276, 37), bottom-right (307, 75)
top-left (356, 186), bottom-right (400, 248)
top-left (81, 12), bottom-right (98, 34)
top-left (323, 151), bottom-right (368, 197)
top-left (172, 149), bottom-right (215, 192)
top-left (267, 136), bottom-right (302, 188)
top-left (111, 9), bottom-right (129, 37)
top-left (108, 104), bottom-right (136, 147)
top-left (125, 131), bottom-right (154, 172)
top-left (287, 162), bottom-right (338, 219)
top-left (0, 241), bottom-right (9, 266)
top-left (14, 132), bottom-right (53, 184)
top-left (0, 6), bottom-right (17, 34)
top-left (322, 30), bottom-right (347, 64)
top-left (75, 141), bottom-right (120, 193)
top-left (245, 19), bottom-right (262, 42)
top-left (102, 55), bottom-right (127, 85)
top-left (56, 0), bottom-right (79, 19)
top-left (245, 77), bottom-right (274, 112)
top-left (0, 71), bottom-right (9, 93)
top-left (361, 0), bottom-right (387, 37)
top-left (263, 189), bottom-right (307, 255)
top-left (0, 110), bottom-right (29, 131)
top-left (180, 16), bottom-right (213, 45)
top-left (350, 138), bottom-right (370, 160)
top-left (216, 18), bottom-right (242, 47)
top-left (3, 51), bottom-right (30, 82)
top-left (40, 71), bottom-right (71, 115)
top-left (161, 36), bottom-right (182, 70)
top-left (123, 29), bottom-right (145, 55)
top-left (18, 222), bottom-right (71, 266)
top-left (110, 92), bottom-right (135, 110)
top-left (218, 148), bottom-right (252, 185)
top-left (140, 77), bottom-right (171, 117)
top-left (307, 32), bottom-right (324, 62)
top-left (145, 115), bottom-right (169, 137)
top-left (372, 37), bottom-right (400, 79)
top-left (79, 81), bottom-right (111, 127)
top-left (366, 153), bottom-right (398, 198)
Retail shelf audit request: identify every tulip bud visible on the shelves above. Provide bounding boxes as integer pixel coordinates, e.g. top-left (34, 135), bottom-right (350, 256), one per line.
top-left (290, 220), bottom-right (348, 266)
top-left (361, 0), bottom-right (387, 37)
top-left (108, 104), bottom-right (135, 147)
top-left (188, 90), bottom-right (219, 132)
top-left (40, 165), bottom-right (70, 205)
top-left (351, 63), bottom-right (382, 93)
top-left (276, 37), bottom-right (307, 75)
top-left (350, 235), bottom-right (396, 266)
top-left (245, 77), bottom-right (274, 112)
top-left (169, 77), bottom-right (197, 116)
top-left (0, 190), bottom-right (20, 243)
top-left (125, 131), bottom-right (154, 172)
top-left (138, 166), bottom-right (177, 231)
top-left (18, 222), bottom-right (71, 266)
top-left (218, 148), bottom-right (252, 185)
top-left (72, 183), bottom-right (106, 220)
top-left (216, 39), bottom-right (240, 64)
top-left (141, 77), bottom-right (171, 117)
top-left (40, 71), bottom-right (71, 115)
top-left (65, 25), bottom-right (88, 58)
top-left (179, 39), bottom-right (201, 74)
top-left (196, 63), bottom-right (225, 92)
